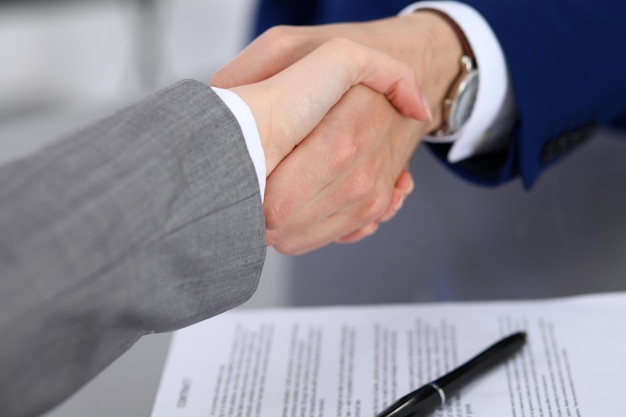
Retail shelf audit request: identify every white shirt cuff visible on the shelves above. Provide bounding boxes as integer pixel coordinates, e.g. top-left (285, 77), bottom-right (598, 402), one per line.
top-left (211, 87), bottom-right (266, 201)
top-left (401, 1), bottom-right (517, 163)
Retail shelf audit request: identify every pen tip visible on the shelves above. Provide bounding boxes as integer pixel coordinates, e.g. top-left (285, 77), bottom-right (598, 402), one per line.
top-left (514, 331), bottom-right (527, 343)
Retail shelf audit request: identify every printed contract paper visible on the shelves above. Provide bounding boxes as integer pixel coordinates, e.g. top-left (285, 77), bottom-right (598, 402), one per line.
top-left (151, 293), bottom-right (626, 417)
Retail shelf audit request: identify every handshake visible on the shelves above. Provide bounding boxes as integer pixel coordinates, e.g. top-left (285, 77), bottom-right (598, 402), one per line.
top-left (211, 13), bottom-right (462, 255)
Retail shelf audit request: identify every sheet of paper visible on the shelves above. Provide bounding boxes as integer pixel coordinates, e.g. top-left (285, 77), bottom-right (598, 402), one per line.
top-left (151, 293), bottom-right (626, 417)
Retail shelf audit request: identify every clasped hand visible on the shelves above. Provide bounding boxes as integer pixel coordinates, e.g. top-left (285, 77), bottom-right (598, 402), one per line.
top-left (212, 16), bottom-right (450, 255)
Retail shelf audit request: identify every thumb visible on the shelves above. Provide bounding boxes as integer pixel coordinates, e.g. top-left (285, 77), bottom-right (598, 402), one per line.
top-left (233, 38), bottom-right (430, 174)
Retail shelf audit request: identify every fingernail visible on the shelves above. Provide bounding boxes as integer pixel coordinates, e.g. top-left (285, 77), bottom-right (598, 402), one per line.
top-left (421, 92), bottom-right (433, 122)
top-left (406, 177), bottom-right (415, 195)
top-left (390, 191), bottom-right (402, 208)
top-left (395, 196), bottom-right (405, 213)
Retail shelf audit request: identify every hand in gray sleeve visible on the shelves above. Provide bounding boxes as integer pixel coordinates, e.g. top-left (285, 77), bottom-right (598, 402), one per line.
top-left (0, 38), bottom-right (428, 417)
top-left (0, 80), bottom-right (266, 417)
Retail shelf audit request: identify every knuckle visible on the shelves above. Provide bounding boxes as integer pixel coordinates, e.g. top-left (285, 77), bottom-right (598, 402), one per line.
top-left (364, 222), bottom-right (380, 237)
top-left (273, 242), bottom-right (299, 256)
top-left (263, 25), bottom-right (298, 49)
top-left (327, 136), bottom-right (360, 176)
top-left (265, 230), bottom-right (280, 247)
top-left (316, 37), bottom-right (364, 71)
top-left (363, 194), bottom-right (389, 221)
top-left (347, 169), bottom-right (377, 201)
top-left (324, 37), bottom-right (362, 59)
top-left (266, 229), bottom-right (292, 253)
top-left (323, 37), bottom-right (350, 50)
top-left (264, 198), bottom-right (293, 230)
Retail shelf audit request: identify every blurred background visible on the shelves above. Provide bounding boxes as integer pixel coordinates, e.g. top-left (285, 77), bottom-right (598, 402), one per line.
top-left (0, 0), bottom-right (256, 163)
top-left (1, 1), bottom-right (624, 416)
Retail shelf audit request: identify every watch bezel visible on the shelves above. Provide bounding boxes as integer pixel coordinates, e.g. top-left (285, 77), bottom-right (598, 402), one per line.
top-left (432, 54), bottom-right (478, 137)
top-left (448, 68), bottom-right (479, 134)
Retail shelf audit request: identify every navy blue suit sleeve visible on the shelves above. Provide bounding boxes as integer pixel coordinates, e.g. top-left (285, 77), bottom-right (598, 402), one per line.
top-left (254, 0), bottom-right (320, 35)
top-left (460, 0), bottom-right (626, 187)
top-left (254, 0), bottom-right (626, 187)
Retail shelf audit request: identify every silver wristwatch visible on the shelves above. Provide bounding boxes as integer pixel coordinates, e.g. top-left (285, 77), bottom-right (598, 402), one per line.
top-left (423, 9), bottom-right (479, 137)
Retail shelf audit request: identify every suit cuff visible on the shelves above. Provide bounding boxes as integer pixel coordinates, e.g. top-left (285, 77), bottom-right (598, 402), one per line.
top-left (211, 87), bottom-right (266, 201)
top-left (401, 1), bottom-right (517, 163)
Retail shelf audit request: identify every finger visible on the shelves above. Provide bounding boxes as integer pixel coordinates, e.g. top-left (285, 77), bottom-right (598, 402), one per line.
top-left (336, 222), bottom-right (380, 244)
top-left (395, 170), bottom-right (414, 195)
top-left (267, 179), bottom-right (392, 254)
top-left (266, 184), bottom-right (392, 251)
top-left (211, 26), bottom-right (317, 88)
top-left (254, 37), bottom-right (430, 143)
top-left (233, 38), bottom-right (429, 176)
top-left (263, 89), bottom-right (361, 231)
top-left (264, 86), bottom-right (417, 233)
top-left (269, 202), bottom-right (381, 255)
top-left (266, 186), bottom-right (385, 250)
top-left (379, 190), bottom-right (404, 223)
top-left (379, 171), bottom-right (413, 222)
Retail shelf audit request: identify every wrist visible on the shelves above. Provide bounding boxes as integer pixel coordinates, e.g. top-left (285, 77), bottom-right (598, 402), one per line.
top-left (231, 84), bottom-right (284, 176)
top-left (393, 12), bottom-right (464, 132)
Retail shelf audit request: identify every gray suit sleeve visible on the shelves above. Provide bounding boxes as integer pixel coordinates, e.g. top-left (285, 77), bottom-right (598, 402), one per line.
top-left (0, 80), bottom-right (266, 417)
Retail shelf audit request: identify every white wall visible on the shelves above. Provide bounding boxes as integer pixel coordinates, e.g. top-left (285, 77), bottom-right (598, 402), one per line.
top-left (0, 1), bottom-right (261, 161)
top-left (0, 1), bottom-right (256, 104)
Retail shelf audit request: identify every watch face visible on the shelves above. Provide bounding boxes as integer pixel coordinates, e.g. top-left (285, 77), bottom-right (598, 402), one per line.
top-left (449, 70), bottom-right (479, 133)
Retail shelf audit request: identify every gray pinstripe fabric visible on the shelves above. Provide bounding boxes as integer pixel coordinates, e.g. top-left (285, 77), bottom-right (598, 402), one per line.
top-left (0, 80), bottom-right (266, 417)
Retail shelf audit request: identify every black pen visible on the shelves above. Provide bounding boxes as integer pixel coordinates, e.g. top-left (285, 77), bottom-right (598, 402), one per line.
top-left (376, 331), bottom-right (527, 417)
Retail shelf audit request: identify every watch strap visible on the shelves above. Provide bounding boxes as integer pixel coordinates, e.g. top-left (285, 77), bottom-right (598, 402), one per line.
top-left (420, 8), bottom-right (475, 61)
top-left (420, 8), bottom-right (477, 136)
